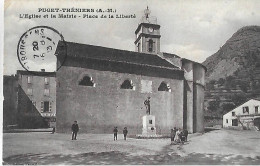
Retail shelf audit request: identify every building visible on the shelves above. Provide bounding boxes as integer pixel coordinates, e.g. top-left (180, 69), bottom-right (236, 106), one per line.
top-left (223, 99), bottom-right (260, 130)
top-left (55, 7), bottom-right (206, 134)
top-left (16, 70), bottom-right (56, 128)
top-left (3, 75), bottom-right (18, 129)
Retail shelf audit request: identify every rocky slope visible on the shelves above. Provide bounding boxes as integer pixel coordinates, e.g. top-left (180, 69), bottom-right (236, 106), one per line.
top-left (203, 26), bottom-right (260, 83)
top-left (202, 26), bottom-right (260, 125)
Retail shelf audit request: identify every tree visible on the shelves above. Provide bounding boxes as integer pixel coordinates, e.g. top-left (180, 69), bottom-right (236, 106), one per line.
top-left (222, 103), bottom-right (236, 115)
top-left (239, 81), bottom-right (248, 92)
top-left (224, 76), bottom-right (236, 89)
top-left (208, 97), bottom-right (220, 112)
top-left (218, 78), bottom-right (225, 86)
top-left (231, 93), bottom-right (247, 106)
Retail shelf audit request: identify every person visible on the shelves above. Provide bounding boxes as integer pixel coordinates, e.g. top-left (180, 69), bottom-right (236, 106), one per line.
top-left (51, 127), bottom-right (55, 134)
top-left (183, 129), bottom-right (188, 142)
top-left (71, 121), bottom-right (79, 140)
top-left (123, 127), bottom-right (128, 140)
top-left (144, 97), bottom-right (151, 115)
top-left (170, 129), bottom-right (175, 145)
top-left (113, 127), bottom-right (118, 141)
top-left (180, 130), bottom-right (185, 144)
top-left (170, 127), bottom-right (177, 145)
top-left (175, 128), bottom-right (181, 143)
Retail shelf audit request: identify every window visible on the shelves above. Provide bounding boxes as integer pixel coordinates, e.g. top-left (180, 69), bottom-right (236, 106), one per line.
top-left (149, 120), bottom-right (152, 124)
top-left (232, 112), bottom-right (235, 116)
top-left (44, 89), bottom-right (50, 96)
top-left (255, 106), bottom-right (259, 114)
top-left (243, 106), bottom-right (249, 114)
top-left (44, 77), bottom-right (49, 85)
top-left (120, 80), bottom-right (134, 90)
top-left (27, 76), bottom-right (32, 84)
top-left (41, 101), bottom-right (50, 112)
top-left (232, 119), bottom-right (238, 126)
top-left (79, 76), bottom-right (95, 87)
top-left (27, 88), bottom-right (33, 95)
top-left (226, 119), bottom-right (228, 123)
top-left (158, 82), bottom-right (171, 92)
top-left (148, 39), bottom-right (153, 52)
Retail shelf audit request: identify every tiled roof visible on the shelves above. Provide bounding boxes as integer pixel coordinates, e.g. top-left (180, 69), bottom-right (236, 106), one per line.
top-left (17, 70), bottom-right (56, 77)
top-left (56, 41), bottom-right (179, 69)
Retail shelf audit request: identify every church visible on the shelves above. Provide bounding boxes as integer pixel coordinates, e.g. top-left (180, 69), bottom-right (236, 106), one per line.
top-left (55, 7), bottom-right (206, 134)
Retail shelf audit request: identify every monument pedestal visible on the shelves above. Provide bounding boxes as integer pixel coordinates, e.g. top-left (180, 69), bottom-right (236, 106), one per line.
top-left (142, 115), bottom-right (156, 135)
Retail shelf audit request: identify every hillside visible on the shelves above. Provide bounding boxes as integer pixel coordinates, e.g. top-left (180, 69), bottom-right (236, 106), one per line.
top-left (203, 26), bottom-right (260, 82)
top-left (202, 26), bottom-right (260, 126)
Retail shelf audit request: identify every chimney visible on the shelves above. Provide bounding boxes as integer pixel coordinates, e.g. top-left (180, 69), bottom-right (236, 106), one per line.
top-left (41, 69), bottom-right (45, 72)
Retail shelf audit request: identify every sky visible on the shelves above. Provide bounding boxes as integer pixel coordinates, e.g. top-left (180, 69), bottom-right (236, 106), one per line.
top-left (3, 0), bottom-right (260, 75)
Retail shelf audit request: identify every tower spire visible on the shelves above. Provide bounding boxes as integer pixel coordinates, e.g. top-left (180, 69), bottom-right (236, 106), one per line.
top-left (135, 7), bottom-right (161, 54)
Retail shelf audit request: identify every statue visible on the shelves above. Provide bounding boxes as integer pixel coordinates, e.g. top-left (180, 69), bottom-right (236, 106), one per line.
top-left (144, 6), bottom-right (151, 20)
top-left (144, 97), bottom-right (151, 115)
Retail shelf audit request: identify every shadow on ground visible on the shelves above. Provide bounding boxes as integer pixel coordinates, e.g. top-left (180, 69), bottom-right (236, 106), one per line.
top-left (3, 150), bottom-right (260, 165)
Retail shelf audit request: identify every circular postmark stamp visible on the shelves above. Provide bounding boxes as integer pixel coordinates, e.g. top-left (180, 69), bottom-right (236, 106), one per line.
top-left (17, 26), bottom-right (67, 75)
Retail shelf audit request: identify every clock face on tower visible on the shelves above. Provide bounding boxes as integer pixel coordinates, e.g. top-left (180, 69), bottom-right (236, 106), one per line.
top-left (148, 27), bottom-right (154, 33)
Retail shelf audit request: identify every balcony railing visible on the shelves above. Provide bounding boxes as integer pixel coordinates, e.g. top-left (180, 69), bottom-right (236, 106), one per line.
top-left (140, 16), bottom-right (157, 24)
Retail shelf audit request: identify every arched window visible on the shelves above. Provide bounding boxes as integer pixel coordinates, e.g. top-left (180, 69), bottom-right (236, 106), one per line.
top-left (79, 76), bottom-right (95, 87)
top-left (158, 82), bottom-right (171, 92)
top-left (121, 79), bottom-right (134, 90)
top-left (148, 39), bottom-right (153, 52)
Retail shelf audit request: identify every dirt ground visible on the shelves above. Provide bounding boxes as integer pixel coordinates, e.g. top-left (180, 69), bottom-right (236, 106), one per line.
top-left (2, 129), bottom-right (260, 165)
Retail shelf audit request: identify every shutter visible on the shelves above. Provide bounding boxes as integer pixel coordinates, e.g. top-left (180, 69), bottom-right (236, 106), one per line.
top-left (49, 102), bottom-right (52, 112)
top-left (41, 101), bottom-right (44, 112)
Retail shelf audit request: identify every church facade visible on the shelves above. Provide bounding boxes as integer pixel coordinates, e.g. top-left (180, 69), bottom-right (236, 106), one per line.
top-left (55, 8), bottom-right (206, 134)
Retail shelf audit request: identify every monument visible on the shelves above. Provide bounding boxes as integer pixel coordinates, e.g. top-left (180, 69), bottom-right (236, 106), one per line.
top-left (142, 97), bottom-right (157, 135)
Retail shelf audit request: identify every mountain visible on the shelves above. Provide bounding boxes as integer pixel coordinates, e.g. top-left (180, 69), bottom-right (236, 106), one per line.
top-left (203, 26), bottom-right (260, 83)
top-left (202, 26), bottom-right (260, 126)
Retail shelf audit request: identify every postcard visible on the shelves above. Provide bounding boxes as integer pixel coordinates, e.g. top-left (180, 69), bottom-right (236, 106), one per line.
top-left (2, 0), bottom-right (260, 165)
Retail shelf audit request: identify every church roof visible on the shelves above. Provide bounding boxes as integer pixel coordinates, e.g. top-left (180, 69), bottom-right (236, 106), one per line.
top-left (56, 41), bottom-right (179, 69)
top-left (17, 70), bottom-right (56, 77)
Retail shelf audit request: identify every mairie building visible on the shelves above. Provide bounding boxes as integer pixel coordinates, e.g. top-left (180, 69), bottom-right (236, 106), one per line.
top-left (55, 8), bottom-right (206, 134)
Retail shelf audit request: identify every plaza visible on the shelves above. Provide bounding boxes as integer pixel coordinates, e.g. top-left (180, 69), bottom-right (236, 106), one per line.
top-left (3, 129), bottom-right (260, 165)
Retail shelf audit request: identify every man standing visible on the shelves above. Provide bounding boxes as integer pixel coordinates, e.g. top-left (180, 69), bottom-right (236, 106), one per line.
top-left (123, 127), bottom-right (128, 140)
top-left (71, 121), bottom-right (79, 140)
top-left (113, 127), bottom-right (118, 141)
top-left (183, 129), bottom-right (189, 142)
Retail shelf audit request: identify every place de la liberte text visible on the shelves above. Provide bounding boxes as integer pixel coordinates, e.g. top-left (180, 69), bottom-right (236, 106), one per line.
top-left (19, 14), bottom-right (136, 19)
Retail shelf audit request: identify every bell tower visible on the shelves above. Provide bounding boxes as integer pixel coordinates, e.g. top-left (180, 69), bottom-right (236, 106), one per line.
top-left (135, 7), bottom-right (161, 54)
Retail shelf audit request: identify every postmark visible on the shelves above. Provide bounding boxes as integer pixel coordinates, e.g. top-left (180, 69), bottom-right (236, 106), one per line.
top-left (17, 26), bottom-right (67, 75)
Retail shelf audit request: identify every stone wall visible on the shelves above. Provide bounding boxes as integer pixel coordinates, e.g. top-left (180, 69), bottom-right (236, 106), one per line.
top-left (182, 60), bottom-right (206, 133)
top-left (56, 66), bottom-right (184, 134)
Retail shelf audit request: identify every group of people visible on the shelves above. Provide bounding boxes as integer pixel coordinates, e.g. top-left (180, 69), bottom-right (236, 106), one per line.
top-left (71, 121), bottom-right (189, 144)
top-left (113, 127), bottom-right (128, 141)
top-left (170, 127), bottom-right (188, 145)
top-left (71, 122), bottom-right (129, 141)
